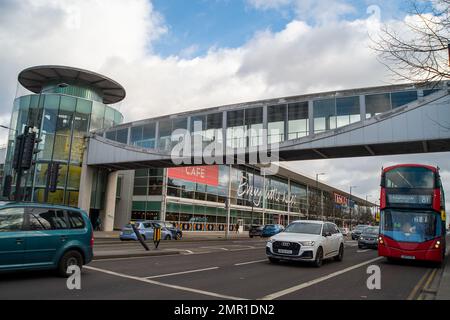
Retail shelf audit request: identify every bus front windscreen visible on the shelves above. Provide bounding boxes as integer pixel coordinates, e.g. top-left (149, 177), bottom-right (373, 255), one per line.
top-left (381, 209), bottom-right (442, 243)
top-left (385, 167), bottom-right (435, 189)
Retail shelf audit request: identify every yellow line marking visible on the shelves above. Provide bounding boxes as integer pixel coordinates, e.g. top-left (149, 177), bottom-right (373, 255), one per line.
top-left (407, 269), bottom-right (431, 300)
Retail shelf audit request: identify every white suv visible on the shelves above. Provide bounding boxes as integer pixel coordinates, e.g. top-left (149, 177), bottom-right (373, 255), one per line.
top-left (266, 220), bottom-right (344, 267)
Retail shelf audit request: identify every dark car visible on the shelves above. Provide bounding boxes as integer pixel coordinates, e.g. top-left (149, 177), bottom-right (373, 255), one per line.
top-left (358, 226), bottom-right (379, 249)
top-left (261, 224), bottom-right (284, 238)
top-left (351, 224), bottom-right (370, 240)
top-left (249, 225), bottom-right (263, 238)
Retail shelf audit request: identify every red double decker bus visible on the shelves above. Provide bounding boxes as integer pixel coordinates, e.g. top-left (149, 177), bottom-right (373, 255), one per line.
top-left (378, 164), bottom-right (446, 264)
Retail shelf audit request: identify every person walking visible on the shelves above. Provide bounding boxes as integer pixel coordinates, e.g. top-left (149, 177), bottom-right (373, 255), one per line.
top-left (235, 222), bottom-right (240, 234)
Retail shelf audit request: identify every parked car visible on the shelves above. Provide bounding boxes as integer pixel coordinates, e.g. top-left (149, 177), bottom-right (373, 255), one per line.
top-left (351, 224), bottom-right (370, 240)
top-left (0, 202), bottom-right (93, 277)
top-left (249, 225), bottom-right (263, 238)
top-left (339, 227), bottom-right (349, 236)
top-left (151, 221), bottom-right (183, 240)
top-left (266, 220), bottom-right (344, 267)
top-left (261, 224), bottom-right (285, 238)
top-left (358, 226), bottom-right (379, 249)
top-left (120, 220), bottom-right (174, 241)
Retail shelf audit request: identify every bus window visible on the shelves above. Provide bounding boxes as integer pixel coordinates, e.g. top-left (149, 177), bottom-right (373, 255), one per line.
top-left (385, 167), bottom-right (435, 189)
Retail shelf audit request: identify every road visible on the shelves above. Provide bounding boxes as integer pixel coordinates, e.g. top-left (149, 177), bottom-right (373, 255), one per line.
top-left (0, 237), bottom-right (445, 300)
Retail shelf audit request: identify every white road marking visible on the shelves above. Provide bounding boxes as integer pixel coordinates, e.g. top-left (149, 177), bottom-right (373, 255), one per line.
top-left (85, 265), bottom-right (246, 300)
top-left (92, 254), bottom-right (181, 262)
top-left (357, 249), bottom-right (371, 253)
top-left (200, 246), bottom-right (229, 251)
top-left (145, 267), bottom-right (219, 279)
top-left (259, 256), bottom-right (384, 300)
top-left (234, 259), bottom-right (267, 266)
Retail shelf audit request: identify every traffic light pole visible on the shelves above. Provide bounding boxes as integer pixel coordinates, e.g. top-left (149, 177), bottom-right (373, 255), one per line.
top-left (13, 126), bottom-right (30, 202)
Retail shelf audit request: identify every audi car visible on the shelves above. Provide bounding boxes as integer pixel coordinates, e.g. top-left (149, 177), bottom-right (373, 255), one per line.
top-left (266, 220), bottom-right (344, 267)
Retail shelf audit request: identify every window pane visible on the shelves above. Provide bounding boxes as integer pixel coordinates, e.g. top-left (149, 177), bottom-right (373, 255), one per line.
top-left (268, 105), bottom-right (286, 143)
top-left (391, 90), bottom-right (418, 108)
top-left (90, 102), bottom-right (105, 131)
top-left (227, 110), bottom-right (245, 148)
top-left (288, 102), bottom-right (309, 139)
top-left (116, 128), bottom-right (128, 144)
top-left (313, 99), bottom-right (335, 133)
top-left (246, 107), bottom-right (263, 146)
top-left (0, 207), bottom-right (24, 232)
top-left (365, 93), bottom-right (391, 118)
top-left (67, 210), bottom-right (85, 229)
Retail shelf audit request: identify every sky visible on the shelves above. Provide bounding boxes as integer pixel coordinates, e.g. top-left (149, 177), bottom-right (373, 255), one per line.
top-left (0, 0), bottom-right (448, 217)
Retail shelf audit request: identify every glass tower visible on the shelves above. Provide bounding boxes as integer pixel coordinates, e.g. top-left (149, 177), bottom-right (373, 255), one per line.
top-left (3, 66), bottom-right (125, 207)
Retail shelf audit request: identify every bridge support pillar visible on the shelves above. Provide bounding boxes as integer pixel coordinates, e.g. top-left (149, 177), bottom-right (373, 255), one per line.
top-left (102, 171), bottom-right (118, 232)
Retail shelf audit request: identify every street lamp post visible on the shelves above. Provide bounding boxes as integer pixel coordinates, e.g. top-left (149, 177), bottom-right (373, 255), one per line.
top-left (349, 185), bottom-right (357, 230)
top-left (365, 195), bottom-right (372, 224)
top-left (316, 173), bottom-right (325, 220)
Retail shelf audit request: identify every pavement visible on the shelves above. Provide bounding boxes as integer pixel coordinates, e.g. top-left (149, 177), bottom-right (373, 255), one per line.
top-left (94, 230), bottom-right (251, 240)
top-left (436, 247), bottom-right (450, 300)
top-left (92, 231), bottom-right (253, 259)
top-left (0, 238), bottom-right (444, 300)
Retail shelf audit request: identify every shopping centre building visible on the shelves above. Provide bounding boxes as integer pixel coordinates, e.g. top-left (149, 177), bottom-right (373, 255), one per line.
top-left (7, 65), bottom-right (448, 231)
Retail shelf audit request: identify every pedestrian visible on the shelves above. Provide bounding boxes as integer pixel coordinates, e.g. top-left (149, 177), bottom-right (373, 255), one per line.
top-left (96, 216), bottom-right (102, 231)
top-left (235, 222), bottom-right (239, 234)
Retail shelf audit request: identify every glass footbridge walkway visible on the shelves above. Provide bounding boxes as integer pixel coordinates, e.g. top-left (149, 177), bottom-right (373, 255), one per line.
top-left (86, 82), bottom-right (450, 169)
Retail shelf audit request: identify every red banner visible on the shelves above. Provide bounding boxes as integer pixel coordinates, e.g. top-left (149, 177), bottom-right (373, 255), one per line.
top-left (334, 193), bottom-right (348, 206)
top-left (167, 166), bottom-right (219, 186)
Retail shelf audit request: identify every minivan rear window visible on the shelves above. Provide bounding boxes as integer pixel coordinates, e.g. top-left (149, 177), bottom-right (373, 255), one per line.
top-left (67, 211), bottom-right (85, 229)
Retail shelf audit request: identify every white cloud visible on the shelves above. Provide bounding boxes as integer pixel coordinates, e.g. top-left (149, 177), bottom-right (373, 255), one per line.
top-left (247, 0), bottom-right (356, 24)
top-left (246, 0), bottom-right (292, 10)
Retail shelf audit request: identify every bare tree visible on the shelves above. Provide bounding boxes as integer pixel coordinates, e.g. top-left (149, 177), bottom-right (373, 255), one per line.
top-left (373, 0), bottom-right (450, 84)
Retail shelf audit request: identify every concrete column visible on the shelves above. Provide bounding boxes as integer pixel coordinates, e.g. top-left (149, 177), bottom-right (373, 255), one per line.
top-left (359, 95), bottom-right (366, 121)
top-left (160, 168), bottom-right (168, 221)
top-left (78, 143), bottom-right (94, 214)
top-left (308, 100), bottom-right (314, 135)
top-left (103, 171), bottom-right (118, 231)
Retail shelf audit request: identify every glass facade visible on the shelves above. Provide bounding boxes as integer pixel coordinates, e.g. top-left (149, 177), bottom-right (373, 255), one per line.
top-left (4, 86), bottom-right (123, 207)
top-left (131, 164), bottom-right (372, 231)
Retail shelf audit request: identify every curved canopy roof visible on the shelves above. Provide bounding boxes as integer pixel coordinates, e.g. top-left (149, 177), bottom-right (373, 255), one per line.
top-left (18, 65), bottom-right (126, 104)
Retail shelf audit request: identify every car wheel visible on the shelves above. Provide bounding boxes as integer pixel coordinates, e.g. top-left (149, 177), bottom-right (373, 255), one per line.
top-left (313, 247), bottom-right (323, 268)
top-left (334, 244), bottom-right (344, 262)
top-left (58, 250), bottom-right (83, 278)
top-left (250, 235), bottom-right (254, 238)
top-left (358, 244), bottom-right (364, 249)
top-left (268, 257), bottom-right (279, 263)
top-left (164, 235), bottom-right (171, 240)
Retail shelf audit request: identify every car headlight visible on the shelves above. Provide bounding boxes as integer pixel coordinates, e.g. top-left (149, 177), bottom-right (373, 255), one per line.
top-left (267, 238), bottom-right (275, 244)
top-left (300, 241), bottom-right (315, 246)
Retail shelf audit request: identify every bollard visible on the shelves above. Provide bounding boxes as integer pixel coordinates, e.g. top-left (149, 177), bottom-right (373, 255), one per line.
top-left (153, 226), bottom-right (162, 249)
top-left (131, 223), bottom-right (149, 251)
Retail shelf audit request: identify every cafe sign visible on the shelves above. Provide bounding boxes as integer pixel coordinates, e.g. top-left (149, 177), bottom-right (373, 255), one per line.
top-left (237, 175), bottom-right (296, 207)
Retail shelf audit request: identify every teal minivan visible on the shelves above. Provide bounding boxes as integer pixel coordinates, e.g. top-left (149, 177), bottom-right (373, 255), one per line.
top-left (0, 202), bottom-right (93, 277)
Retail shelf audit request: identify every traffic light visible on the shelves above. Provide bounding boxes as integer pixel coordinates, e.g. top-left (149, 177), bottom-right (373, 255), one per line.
top-left (12, 134), bottom-right (24, 170)
top-left (48, 162), bottom-right (60, 193)
top-left (21, 131), bottom-right (37, 170)
top-left (2, 175), bottom-right (12, 198)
